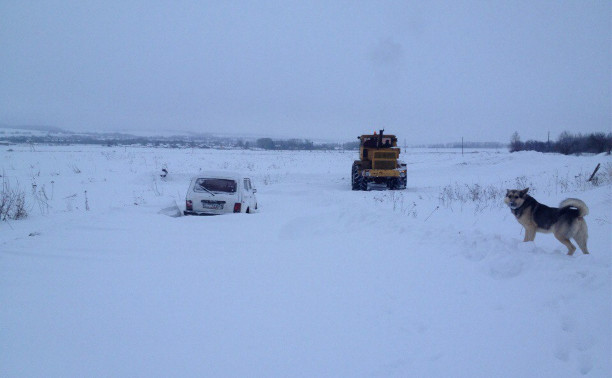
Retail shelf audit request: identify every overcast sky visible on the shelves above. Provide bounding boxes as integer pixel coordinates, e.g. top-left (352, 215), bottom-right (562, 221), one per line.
top-left (1, 1), bottom-right (610, 143)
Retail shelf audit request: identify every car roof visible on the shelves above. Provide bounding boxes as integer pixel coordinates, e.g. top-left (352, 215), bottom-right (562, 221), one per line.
top-left (190, 171), bottom-right (247, 181)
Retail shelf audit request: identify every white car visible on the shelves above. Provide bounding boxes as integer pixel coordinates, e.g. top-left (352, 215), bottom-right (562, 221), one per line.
top-left (184, 171), bottom-right (258, 215)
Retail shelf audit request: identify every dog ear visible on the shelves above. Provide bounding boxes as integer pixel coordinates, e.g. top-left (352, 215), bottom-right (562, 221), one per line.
top-left (520, 188), bottom-right (529, 196)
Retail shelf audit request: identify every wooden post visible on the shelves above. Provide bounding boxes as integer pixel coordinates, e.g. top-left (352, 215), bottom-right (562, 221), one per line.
top-left (588, 163), bottom-right (601, 182)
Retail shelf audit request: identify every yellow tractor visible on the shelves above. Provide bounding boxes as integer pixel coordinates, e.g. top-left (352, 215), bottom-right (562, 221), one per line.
top-left (352, 130), bottom-right (407, 190)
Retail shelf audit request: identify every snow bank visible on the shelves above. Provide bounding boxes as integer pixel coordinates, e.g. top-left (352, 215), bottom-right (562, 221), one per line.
top-left (1, 146), bottom-right (610, 377)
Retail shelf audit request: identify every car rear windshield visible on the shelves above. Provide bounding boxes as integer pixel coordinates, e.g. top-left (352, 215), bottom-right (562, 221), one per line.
top-left (194, 178), bottom-right (237, 193)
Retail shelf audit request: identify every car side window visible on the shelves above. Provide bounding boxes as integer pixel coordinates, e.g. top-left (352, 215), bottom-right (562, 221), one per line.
top-left (244, 178), bottom-right (252, 191)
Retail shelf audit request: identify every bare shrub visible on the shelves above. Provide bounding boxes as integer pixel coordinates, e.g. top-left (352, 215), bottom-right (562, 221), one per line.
top-left (13, 191), bottom-right (27, 219)
top-left (1, 179), bottom-right (28, 221)
top-left (373, 191), bottom-right (418, 217)
top-left (552, 166), bottom-right (611, 195)
top-left (514, 175), bottom-right (533, 190)
top-left (438, 183), bottom-right (505, 212)
top-left (589, 162), bottom-right (612, 187)
top-left (33, 185), bottom-right (51, 215)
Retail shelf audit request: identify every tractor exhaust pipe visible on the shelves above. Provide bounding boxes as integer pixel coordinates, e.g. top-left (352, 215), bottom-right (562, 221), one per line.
top-left (377, 129), bottom-right (384, 148)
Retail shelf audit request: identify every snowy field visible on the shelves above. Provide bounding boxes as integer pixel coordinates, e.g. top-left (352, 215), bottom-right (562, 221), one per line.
top-left (1, 145), bottom-right (611, 377)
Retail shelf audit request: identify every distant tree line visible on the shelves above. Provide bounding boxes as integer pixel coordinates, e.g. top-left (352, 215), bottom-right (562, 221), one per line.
top-left (0, 134), bottom-right (247, 149)
top-left (342, 141), bottom-right (360, 150)
top-left (510, 131), bottom-right (612, 155)
top-left (426, 141), bottom-right (506, 149)
top-left (254, 138), bottom-right (345, 150)
top-left (2, 135), bottom-right (215, 148)
top-left (1, 132), bottom-right (353, 151)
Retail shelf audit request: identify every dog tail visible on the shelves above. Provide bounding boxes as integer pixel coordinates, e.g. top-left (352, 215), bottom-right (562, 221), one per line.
top-left (559, 198), bottom-right (589, 217)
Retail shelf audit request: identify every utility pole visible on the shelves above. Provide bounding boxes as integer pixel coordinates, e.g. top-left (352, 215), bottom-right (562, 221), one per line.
top-left (462, 137), bottom-right (464, 156)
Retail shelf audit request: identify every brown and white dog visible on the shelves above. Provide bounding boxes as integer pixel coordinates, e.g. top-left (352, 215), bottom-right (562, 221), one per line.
top-left (505, 188), bottom-right (589, 255)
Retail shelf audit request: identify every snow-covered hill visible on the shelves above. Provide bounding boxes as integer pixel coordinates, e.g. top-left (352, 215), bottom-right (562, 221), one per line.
top-left (1, 146), bottom-right (610, 377)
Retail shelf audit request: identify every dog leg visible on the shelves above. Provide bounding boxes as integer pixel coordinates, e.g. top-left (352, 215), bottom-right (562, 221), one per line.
top-left (523, 227), bottom-right (536, 242)
top-left (574, 227), bottom-right (590, 255)
top-left (555, 233), bottom-right (577, 255)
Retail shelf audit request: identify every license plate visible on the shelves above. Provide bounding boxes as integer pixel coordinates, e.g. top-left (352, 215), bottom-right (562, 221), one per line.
top-left (202, 201), bottom-right (224, 210)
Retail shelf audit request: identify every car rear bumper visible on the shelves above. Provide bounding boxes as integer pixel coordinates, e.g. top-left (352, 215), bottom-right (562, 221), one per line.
top-left (183, 210), bottom-right (221, 216)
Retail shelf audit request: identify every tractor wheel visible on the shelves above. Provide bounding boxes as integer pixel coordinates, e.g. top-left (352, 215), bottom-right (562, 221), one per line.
top-left (359, 176), bottom-right (368, 191)
top-left (351, 164), bottom-right (360, 190)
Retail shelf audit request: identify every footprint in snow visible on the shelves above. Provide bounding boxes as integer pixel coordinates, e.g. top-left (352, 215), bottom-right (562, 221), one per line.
top-left (578, 354), bottom-right (593, 375)
top-left (488, 257), bottom-right (524, 280)
top-left (554, 315), bottom-right (596, 375)
top-left (516, 240), bottom-right (537, 252)
top-left (553, 344), bottom-right (570, 362)
top-left (461, 245), bottom-right (487, 261)
top-left (560, 316), bottom-right (576, 333)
